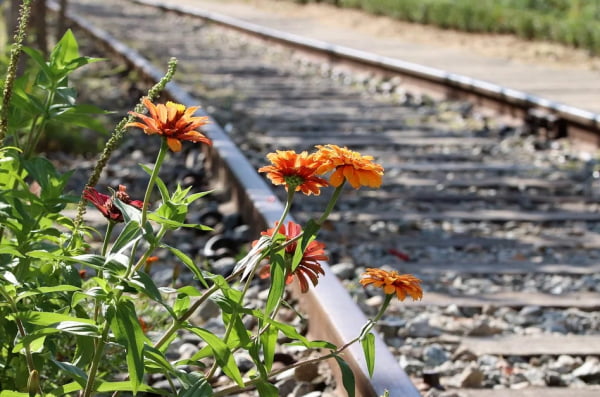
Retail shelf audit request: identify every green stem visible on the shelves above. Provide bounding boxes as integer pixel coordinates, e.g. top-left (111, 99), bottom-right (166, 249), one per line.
top-left (206, 268), bottom-right (257, 380)
top-left (0, 286), bottom-right (43, 396)
top-left (153, 283), bottom-right (220, 350)
top-left (318, 181), bottom-right (345, 225)
top-left (141, 138), bottom-right (168, 226)
top-left (82, 323), bottom-right (111, 397)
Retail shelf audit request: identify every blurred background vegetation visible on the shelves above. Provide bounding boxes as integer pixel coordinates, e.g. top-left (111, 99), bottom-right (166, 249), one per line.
top-left (291, 0), bottom-right (600, 54)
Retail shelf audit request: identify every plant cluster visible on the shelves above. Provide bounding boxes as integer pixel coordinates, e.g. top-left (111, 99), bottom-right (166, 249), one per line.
top-left (291, 0), bottom-right (600, 54)
top-left (0, 2), bottom-right (423, 396)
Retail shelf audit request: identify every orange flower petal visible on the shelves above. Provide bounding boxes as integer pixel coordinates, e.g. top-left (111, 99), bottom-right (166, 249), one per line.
top-left (166, 137), bottom-right (182, 152)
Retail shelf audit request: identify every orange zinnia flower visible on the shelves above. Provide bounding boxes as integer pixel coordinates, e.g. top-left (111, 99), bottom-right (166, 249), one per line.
top-left (126, 98), bottom-right (211, 152)
top-left (314, 144), bottom-right (384, 189)
top-left (360, 268), bottom-right (423, 301)
top-left (258, 221), bottom-right (327, 293)
top-left (258, 150), bottom-right (328, 196)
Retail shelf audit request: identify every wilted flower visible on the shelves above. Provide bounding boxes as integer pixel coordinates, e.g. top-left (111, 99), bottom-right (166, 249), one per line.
top-left (360, 268), bottom-right (423, 301)
top-left (315, 144), bottom-right (384, 189)
top-left (259, 221), bottom-right (327, 293)
top-left (126, 98), bottom-right (211, 152)
top-left (83, 185), bottom-right (143, 223)
top-left (258, 150), bottom-right (328, 196)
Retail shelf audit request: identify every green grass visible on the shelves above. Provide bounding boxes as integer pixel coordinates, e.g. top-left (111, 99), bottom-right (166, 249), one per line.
top-left (290, 0), bottom-right (600, 54)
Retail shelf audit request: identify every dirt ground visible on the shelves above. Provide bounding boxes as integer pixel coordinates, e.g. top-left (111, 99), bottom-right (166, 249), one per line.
top-left (223, 0), bottom-right (600, 71)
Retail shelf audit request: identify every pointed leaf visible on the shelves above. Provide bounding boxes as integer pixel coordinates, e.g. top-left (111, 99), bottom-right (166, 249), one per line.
top-left (50, 359), bottom-right (88, 387)
top-left (260, 325), bottom-right (278, 372)
top-left (188, 327), bottom-right (243, 387)
top-left (178, 377), bottom-right (212, 397)
top-left (109, 220), bottom-right (142, 255)
top-left (334, 356), bottom-right (356, 397)
top-left (110, 300), bottom-right (146, 394)
top-left (265, 253), bottom-right (285, 317)
top-left (255, 380), bottom-right (278, 397)
top-left (361, 332), bottom-right (376, 378)
top-left (164, 245), bottom-right (208, 287)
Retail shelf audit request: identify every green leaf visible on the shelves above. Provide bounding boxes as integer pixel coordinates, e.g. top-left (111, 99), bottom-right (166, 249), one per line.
top-left (361, 332), bottom-right (376, 378)
top-left (50, 359), bottom-right (88, 387)
top-left (334, 356), bottom-right (356, 397)
top-left (22, 46), bottom-right (54, 80)
top-left (188, 327), bottom-right (243, 387)
top-left (0, 391), bottom-right (28, 397)
top-left (13, 335), bottom-right (45, 354)
top-left (69, 254), bottom-right (105, 269)
top-left (13, 311), bottom-right (94, 327)
top-left (95, 381), bottom-right (168, 394)
top-left (177, 285), bottom-right (203, 297)
top-left (260, 325), bottom-right (278, 372)
top-left (265, 253), bottom-right (285, 317)
top-left (112, 198), bottom-right (142, 224)
top-left (148, 213), bottom-right (212, 231)
top-left (109, 300), bottom-right (146, 394)
top-left (173, 294), bottom-right (190, 318)
top-left (109, 220), bottom-right (142, 255)
top-left (255, 380), bottom-right (279, 397)
top-left (178, 377), bottom-right (212, 397)
top-left (16, 285), bottom-right (80, 302)
top-left (48, 381), bottom-right (83, 396)
top-left (51, 104), bottom-right (110, 134)
top-left (0, 245), bottom-right (23, 257)
top-left (164, 245), bottom-right (208, 287)
top-left (129, 270), bottom-right (164, 304)
top-left (291, 219), bottom-right (320, 272)
top-left (55, 321), bottom-right (100, 337)
top-left (49, 30), bottom-right (103, 76)
top-left (143, 345), bottom-right (175, 373)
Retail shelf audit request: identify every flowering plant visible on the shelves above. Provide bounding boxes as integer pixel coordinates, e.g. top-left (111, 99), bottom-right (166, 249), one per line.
top-left (0, 3), bottom-right (422, 396)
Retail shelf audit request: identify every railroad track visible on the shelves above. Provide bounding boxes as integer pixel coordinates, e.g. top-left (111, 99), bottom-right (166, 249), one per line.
top-left (54, 0), bottom-right (600, 396)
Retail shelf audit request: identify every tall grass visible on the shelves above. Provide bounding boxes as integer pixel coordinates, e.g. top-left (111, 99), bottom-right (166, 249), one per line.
top-left (290, 0), bottom-right (600, 54)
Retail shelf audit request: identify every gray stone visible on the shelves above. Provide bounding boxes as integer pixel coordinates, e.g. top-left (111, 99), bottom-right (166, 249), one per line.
top-left (211, 256), bottom-right (237, 276)
top-left (572, 357), bottom-right (600, 380)
top-left (195, 298), bottom-right (221, 322)
top-left (457, 364), bottom-right (485, 388)
top-left (235, 353), bottom-right (255, 373)
top-left (466, 318), bottom-right (503, 336)
top-left (549, 354), bottom-right (578, 374)
top-left (404, 314), bottom-right (442, 338)
top-left (423, 344), bottom-right (449, 367)
top-left (274, 378), bottom-right (297, 397)
top-left (177, 342), bottom-right (198, 360)
top-left (290, 382), bottom-right (314, 397)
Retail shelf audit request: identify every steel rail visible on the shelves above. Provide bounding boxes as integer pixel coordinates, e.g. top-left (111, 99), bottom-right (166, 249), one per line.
top-left (47, 1), bottom-right (420, 396)
top-left (134, 0), bottom-right (600, 148)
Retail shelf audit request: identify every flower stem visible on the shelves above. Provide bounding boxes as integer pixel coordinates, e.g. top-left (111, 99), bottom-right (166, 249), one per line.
top-left (82, 323), bottom-right (111, 397)
top-left (318, 181), bottom-right (345, 225)
top-left (153, 283), bottom-right (220, 350)
top-left (141, 138), bottom-right (168, 226)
